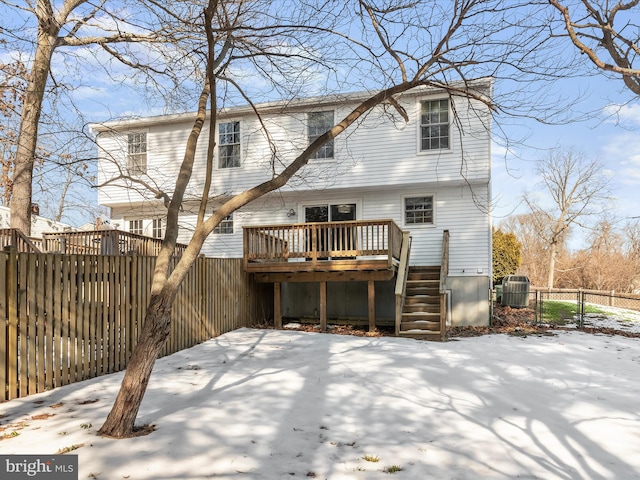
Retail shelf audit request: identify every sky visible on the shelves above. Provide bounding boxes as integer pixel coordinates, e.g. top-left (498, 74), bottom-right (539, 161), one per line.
top-left (1, 2), bottom-right (638, 239)
top-left (1, 327), bottom-right (639, 479)
top-left (490, 73), bottom-right (640, 234)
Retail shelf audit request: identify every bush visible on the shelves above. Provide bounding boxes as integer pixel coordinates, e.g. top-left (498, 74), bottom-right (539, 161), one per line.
top-left (493, 228), bottom-right (522, 284)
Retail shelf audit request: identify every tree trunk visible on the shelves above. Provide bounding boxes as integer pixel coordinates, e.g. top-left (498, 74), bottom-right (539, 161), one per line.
top-left (10, 28), bottom-right (57, 235)
top-left (547, 242), bottom-right (557, 288)
top-left (98, 289), bottom-right (176, 438)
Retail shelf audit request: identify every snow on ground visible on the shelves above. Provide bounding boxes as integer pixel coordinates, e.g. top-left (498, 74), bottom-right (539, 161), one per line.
top-left (578, 306), bottom-right (640, 334)
top-left (1, 328), bottom-right (639, 479)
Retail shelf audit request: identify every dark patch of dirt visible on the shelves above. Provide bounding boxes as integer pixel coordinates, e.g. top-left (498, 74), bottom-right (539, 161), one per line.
top-left (250, 303), bottom-right (640, 341)
top-left (447, 304), bottom-right (551, 339)
top-left (31, 413), bottom-right (55, 420)
top-left (248, 322), bottom-right (387, 337)
top-left (131, 424), bottom-right (157, 437)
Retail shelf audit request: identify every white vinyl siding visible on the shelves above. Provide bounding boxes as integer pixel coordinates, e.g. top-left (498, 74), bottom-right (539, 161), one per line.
top-left (96, 91), bottom-right (490, 205)
top-left (191, 185), bottom-right (490, 275)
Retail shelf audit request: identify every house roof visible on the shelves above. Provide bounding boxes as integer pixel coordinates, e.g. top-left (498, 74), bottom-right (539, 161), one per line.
top-left (89, 78), bottom-right (492, 133)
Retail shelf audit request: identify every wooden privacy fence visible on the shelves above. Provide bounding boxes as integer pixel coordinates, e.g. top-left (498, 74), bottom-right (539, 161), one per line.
top-left (0, 249), bottom-right (272, 402)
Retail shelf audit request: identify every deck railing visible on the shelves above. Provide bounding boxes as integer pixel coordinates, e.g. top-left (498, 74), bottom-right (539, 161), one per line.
top-left (41, 230), bottom-right (187, 256)
top-left (244, 219), bottom-right (404, 268)
top-left (0, 228), bottom-right (42, 253)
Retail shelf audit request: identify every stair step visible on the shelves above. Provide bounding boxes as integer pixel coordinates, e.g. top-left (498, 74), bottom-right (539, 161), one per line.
top-left (398, 266), bottom-right (445, 341)
top-left (403, 304), bottom-right (439, 313)
top-left (404, 296), bottom-right (439, 305)
top-left (407, 272), bottom-right (439, 281)
top-left (408, 266), bottom-right (440, 272)
top-left (401, 324), bottom-right (440, 333)
top-left (402, 311), bottom-right (440, 319)
top-left (406, 288), bottom-right (439, 297)
top-left (398, 330), bottom-right (445, 341)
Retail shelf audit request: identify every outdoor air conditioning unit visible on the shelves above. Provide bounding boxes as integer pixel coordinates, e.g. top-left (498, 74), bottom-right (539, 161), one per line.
top-left (501, 275), bottom-right (531, 308)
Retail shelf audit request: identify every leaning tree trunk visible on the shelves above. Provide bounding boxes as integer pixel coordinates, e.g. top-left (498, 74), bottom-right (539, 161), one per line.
top-left (11, 26), bottom-right (57, 235)
top-left (98, 289), bottom-right (177, 438)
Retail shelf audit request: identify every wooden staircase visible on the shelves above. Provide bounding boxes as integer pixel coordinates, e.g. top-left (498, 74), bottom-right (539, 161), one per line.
top-left (398, 266), bottom-right (445, 341)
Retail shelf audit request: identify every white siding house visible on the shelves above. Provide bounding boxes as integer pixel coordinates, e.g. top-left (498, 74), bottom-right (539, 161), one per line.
top-left (0, 205), bottom-right (72, 238)
top-left (93, 82), bottom-right (493, 328)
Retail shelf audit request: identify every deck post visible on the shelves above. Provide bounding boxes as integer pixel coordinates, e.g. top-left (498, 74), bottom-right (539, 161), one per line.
top-left (274, 282), bottom-right (282, 328)
top-left (319, 281), bottom-right (327, 332)
top-left (368, 280), bottom-right (376, 332)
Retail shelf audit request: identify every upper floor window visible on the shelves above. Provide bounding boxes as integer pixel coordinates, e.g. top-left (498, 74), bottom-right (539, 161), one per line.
top-left (219, 121), bottom-right (241, 168)
top-left (213, 214), bottom-right (233, 234)
top-left (420, 99), bottom-right (449, 151)
top-left (404, 196), bottom-right (434, 225)
top-left (127, 132), bottom-right (147, 175)
top-left (152, 218), bottom-right (163, 239)
top-left (308, 111), bottom-right (334, 159)
top-left (129, 219), bottom-right (144, 235)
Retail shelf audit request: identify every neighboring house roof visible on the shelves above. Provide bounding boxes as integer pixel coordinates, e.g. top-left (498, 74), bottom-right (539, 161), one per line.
top-left (0, 205), bottom-right (73, 238)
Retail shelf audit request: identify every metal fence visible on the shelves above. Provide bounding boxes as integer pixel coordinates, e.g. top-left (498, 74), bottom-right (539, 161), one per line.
top-left (531, 288), bottom-right (640, 333)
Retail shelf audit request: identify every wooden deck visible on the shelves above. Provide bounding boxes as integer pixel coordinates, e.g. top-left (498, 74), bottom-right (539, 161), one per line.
top-left (1, 228), bottom-right (186, 256)
top-left (244, 222), bottom-right (449, 340)
top-left (244, 220), bottom-right (408, 332)
top-left (243, 219), bottom-right (403, 280)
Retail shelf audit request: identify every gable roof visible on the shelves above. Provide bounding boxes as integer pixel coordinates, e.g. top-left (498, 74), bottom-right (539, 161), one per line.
top-left (89, 78), bottom-right (492, 133)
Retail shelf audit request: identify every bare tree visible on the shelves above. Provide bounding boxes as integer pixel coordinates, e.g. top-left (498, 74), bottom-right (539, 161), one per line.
top-left (524, 147), bottom-right (611, 288)
top-left (572, 219), bottom-right (636, 291)
top-left (97, 0), bottom-right (577, 438)
top-left (500, 212), bottom-right (553, 286)
top-left (0, 0), bottom-right (195, 234)
top-left (549, 0), bottom-right (640, 95)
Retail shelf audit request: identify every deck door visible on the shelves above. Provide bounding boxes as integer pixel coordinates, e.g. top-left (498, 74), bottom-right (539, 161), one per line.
top-left (304, 204), bottom-right (356, 259)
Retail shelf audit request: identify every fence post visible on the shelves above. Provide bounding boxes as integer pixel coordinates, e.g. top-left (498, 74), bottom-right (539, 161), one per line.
top-left (610, 290), bottom-right (615, 307)
top-left (3, 246), bottom-right (18, 400)
top-left (0, 248), bottom-right (7, 401)
top-left (578, 289), bottom-right (584, 328)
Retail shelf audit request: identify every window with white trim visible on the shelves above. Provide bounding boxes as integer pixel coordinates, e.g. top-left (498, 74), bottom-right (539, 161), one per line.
top-left (308, 111), bottom-right (334, 159)
top-left (129, 219), bottom-right (144, 235)
top-left (152, 218), bottom-right (163, 239)
top-left (218, 121), bottom-right (241, 168)
top-left (127, 132), bottom-right (147, 175)
top-left (404, 196), bottom-right (434, 225)
top-left (213, 214), bottom-right (233, 234)
top-left (420, 99), bottom-right (449, 151)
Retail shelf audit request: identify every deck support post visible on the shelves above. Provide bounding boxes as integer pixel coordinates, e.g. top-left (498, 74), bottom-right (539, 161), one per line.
top-left (319, 281), bottom-right (327, 332)
top-left (274, 282), bottom-right (282, 328)
top-left (368, 280), bottom-right (376, 332)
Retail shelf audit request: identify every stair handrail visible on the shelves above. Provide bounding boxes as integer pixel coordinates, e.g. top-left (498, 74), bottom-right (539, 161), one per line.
top-left (439, 230), bottom-right (449, 294)
top-left (394, 231), bottom-right (412, 336)
top-left (438, 230), bottom-right (450, 340)
top-left (0, 228), bottom-right (41, 253)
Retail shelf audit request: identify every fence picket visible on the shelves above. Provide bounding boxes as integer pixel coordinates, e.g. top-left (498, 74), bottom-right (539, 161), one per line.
top-left (0, 252), bottom-right (7, 399)
top-left (1, 255), bottom-right (271, 401)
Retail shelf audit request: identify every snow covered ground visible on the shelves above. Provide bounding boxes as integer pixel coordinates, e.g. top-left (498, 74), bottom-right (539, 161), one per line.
top-left (577, 306), bottom-right (640, 334)
top-left (1, 328), bottom-right (639, 479)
